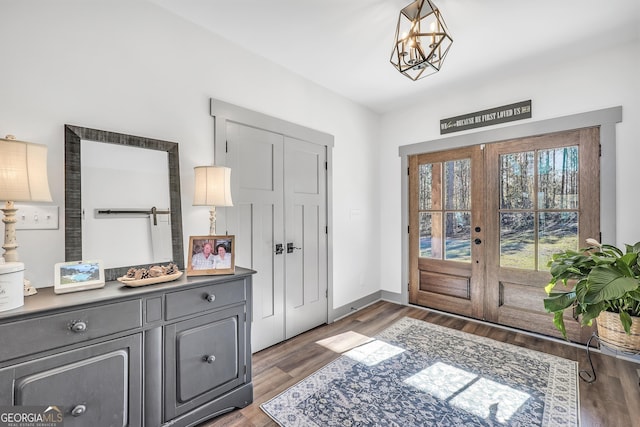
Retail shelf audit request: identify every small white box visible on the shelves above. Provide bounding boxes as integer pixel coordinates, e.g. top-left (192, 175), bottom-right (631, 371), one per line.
top-left (0, 261), bottom-right (25, 312)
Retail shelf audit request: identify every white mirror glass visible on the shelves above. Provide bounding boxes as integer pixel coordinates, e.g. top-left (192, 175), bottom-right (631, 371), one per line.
top-left (81, 140), bottom-right (172, 268)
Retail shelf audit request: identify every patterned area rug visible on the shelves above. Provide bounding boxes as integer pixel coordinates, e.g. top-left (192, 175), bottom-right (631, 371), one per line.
top-left (261, 317), bottom-right (579, 426)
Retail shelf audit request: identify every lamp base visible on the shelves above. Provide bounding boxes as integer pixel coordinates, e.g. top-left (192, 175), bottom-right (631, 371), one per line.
top-left (209, 206), bottom-right (217, 236)
top-left (0, 261), bottom-right (25, 312)
top-left (1, 200), bottom-right (19, 262)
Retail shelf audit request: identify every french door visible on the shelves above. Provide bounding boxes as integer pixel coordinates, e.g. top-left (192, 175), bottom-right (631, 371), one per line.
top-left (225, 122), bottom-right (328, 352)
top-left (409, 128), bottom-right (600, 343)
top-left (408, 146), bottom-right (485, 319)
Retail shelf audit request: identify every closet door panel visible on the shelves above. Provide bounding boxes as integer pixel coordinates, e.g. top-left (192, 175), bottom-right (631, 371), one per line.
top-left (284, 137), bottom-right (328, 338)
top-left (226, 122), bottom-right (285, 351)
top-left (219, 106), bottom-right (330, 352)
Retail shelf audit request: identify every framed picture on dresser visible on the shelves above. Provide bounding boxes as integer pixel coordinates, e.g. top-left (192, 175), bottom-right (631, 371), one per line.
top-left (186, 235), bottom-right (235, 276)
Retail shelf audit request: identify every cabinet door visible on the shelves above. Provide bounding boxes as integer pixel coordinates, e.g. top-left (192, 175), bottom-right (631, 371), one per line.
top-left (0, 334), bottom-right (142, 427)
top-left (164, 304), bottom-right (246, 420)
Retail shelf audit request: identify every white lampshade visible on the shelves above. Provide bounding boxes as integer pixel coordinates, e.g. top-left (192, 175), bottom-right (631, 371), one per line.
top-left (0, 136), bottom-right (52, 203)
top-left (193, 166), bottom-right (233, 207)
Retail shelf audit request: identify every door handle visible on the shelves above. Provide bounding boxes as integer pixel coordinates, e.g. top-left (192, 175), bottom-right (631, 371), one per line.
top-left (287, 243), bottom-right (301, 253)
top-left (275, 243), bottom-right (284, 255)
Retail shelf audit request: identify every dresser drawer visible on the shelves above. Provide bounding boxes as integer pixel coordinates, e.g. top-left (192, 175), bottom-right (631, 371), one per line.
top-left (165, 279), bottom-right (246, 320)
top-left (0, 333), bottom-right (142, 426)
top-left (0, 299), bottom-right (142, 361)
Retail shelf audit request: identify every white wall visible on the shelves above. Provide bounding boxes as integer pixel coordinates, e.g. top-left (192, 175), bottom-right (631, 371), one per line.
top-left (378, 38), bottom-right (640, 294)
top-left (0, 0), bottom-right (381, 309)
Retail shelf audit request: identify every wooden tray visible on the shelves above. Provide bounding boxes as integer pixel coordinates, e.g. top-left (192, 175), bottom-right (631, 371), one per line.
top-left (117, 271), bottom-right (183, 287)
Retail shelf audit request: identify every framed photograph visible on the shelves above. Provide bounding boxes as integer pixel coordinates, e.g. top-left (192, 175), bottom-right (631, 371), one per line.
top-left (54, 260), bottom-right (105, 294)
top-left (187, 235), bottom-right (235, 276)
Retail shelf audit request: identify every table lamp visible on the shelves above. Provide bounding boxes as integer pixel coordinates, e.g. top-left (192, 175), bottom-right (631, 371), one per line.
top-left (0, 135), bottom-right (52, 311)
top-left (193, 166), bottom-right (233, 235)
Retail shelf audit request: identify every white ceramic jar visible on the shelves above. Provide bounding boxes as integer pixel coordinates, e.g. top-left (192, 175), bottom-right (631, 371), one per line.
top-left (0, 261), bottom-right (25, 312)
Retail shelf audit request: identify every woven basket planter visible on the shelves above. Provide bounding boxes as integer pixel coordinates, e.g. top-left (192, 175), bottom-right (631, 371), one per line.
top-left (596, 311), bottom-right (640, 353)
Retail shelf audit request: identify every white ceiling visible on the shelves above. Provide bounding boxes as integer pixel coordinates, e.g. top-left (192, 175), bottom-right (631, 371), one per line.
top-left (149, 0), bottom-right (639, 114)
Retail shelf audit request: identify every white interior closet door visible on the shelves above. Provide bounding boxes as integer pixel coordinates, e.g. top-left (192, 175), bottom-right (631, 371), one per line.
top-left (225, 122), bottom-right (328, 352)
top-left (284, 136), bottom-right (328, 339)
top-left (227, 123), bottom-right (286, 351)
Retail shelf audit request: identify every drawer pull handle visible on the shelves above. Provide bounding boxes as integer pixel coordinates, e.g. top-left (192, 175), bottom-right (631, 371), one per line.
top-left (204, 355), bottom-right (216, 364)
top-left (70, 321), bottom-right (87, 332)
top-left (205, 293), bottom-right (216, 303)
top-left (71, 404), bottom-right (86, 417)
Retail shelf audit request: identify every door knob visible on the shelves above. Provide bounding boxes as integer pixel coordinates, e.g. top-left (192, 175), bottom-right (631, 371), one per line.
top-left (287, 243), bottom-right (301, 253)
top-left (474, 238), bottom-right (482, 245)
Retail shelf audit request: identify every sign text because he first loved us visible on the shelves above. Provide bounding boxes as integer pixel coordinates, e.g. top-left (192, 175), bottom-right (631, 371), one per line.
top-left (440, 100), bottom-right (531, 134)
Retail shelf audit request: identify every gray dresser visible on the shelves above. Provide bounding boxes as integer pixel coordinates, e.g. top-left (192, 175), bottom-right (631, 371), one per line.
top-left (0, 267), bottom-right (254, 427)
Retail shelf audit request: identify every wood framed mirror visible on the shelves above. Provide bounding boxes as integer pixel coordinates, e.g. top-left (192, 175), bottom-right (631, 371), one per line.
top-left (65, 125), bottom-right (184, 281)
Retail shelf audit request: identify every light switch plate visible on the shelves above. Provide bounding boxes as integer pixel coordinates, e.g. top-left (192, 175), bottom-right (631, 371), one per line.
top-left (14, 205), bottom-right (59, 230)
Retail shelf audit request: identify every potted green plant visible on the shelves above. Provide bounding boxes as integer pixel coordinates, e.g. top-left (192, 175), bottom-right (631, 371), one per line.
top-left (544, 239), bottom-right (640, 352)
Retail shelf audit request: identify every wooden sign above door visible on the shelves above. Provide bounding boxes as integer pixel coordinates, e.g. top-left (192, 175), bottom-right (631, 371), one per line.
top-left (440, 100), bottom-right (532, 135)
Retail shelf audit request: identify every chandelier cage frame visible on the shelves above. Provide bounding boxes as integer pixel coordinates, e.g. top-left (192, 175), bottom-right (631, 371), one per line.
top-left (390, 0), bottom-right (453, 81)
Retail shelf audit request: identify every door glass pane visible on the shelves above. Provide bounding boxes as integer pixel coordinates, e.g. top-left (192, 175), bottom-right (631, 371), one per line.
top-left (419, 212), bottom-right (442, 259)
top-left (418, 163), bottom-right (433, 210)
top-left (538, 146), bottom-right (579, 209)
top-left (499, 152), bottom-right (534, 209)
top-left (444, 159), bottom-right (471, 210)
top-left (538, 212), bottom-right (578, 270)
top-left (498, 147), bottom-right (582, 271)
top-left (500, 212), bottom-right (535, 269)
top-left (445, 212), bottom-right (471, 261)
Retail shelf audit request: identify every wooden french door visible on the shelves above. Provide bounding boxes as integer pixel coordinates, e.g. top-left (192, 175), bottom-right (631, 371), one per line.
top-left (409, 128), bottom-right (600, 343)
top-left (225, 122), bottom-right (328, 352)
top-left (408, 145), bottom-right (485, 319)
top-left (484, 128), bottom-right (599, 343)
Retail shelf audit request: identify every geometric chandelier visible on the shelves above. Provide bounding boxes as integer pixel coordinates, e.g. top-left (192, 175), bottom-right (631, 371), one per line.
top-left (390, 0), bottom-right (453, 81)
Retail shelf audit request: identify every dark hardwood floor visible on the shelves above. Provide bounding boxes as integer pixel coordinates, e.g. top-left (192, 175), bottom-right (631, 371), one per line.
top-left (204, 301), bottom-right (640, 427)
